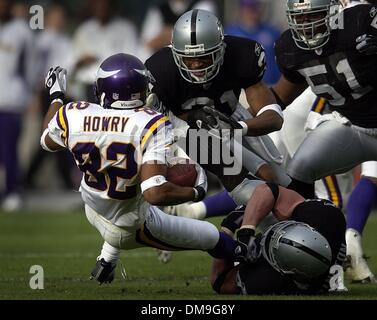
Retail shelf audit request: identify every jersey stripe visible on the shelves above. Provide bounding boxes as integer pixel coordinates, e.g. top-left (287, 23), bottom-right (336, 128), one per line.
top-left (140, 115), bottom-right (171, 150)
top-left (311, 97), bottom-right (327, 114)
top-left (191, 9), bottom-right (199, 45)
top-left (323, 175), bottom-right (343, 208)
top-left (58, 106), bottom-right (69, 146)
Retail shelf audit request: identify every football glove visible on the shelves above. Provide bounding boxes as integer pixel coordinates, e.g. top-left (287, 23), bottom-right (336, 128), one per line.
top-left (192, 163), bottom-right (207, 202)
top-left (356, 34), bottom-right (377, 55)
top-left (45, 66), bottom-right (67, 104)
top-left (235, 228), bottom-right (260, 264)
top-left (187, 106), bottom-right (244, 140)
top-left (202, 106), bottom-right (243, 131)
top-left (187, 107), bottom-right (220, 131)
top-left (220, 206), bottom-right (245, 236)
top-left (90, 258), bottom-right (116, 284)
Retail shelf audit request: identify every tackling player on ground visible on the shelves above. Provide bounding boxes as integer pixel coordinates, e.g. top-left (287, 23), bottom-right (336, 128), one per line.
top-left (211, 182), bottom-right (347, 295)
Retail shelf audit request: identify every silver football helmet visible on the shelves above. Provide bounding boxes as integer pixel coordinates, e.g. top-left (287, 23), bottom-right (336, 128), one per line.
top-left (171, 9), bottom-right (225, 84)
top-left (286, 0), bottom-right (341, 50)
top-left (261, 221), bottom-right (332, 282)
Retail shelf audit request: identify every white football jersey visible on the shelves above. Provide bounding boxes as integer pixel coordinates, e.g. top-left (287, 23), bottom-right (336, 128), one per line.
top-left (47, 102), bottom-right (173, 226)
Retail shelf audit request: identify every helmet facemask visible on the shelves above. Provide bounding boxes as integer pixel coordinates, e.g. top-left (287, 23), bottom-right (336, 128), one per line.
top-left (287, 1), bottom-right (340, 50)
top-left (171, 42), bottom-right (225, 84)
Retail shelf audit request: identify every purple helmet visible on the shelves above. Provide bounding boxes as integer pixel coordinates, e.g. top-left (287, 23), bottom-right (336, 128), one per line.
top-left (94, 53), bottom-right (152, 109)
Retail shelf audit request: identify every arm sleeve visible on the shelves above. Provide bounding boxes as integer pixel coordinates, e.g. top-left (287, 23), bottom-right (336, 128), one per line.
top-left (142, 115), bottom-right (174, 164)
top-left (47, 105), bottom-right (69, 147)
top-left (274, 40), bottom-right (306, 84)
top-left (238, 41), bottom-right (267, 89)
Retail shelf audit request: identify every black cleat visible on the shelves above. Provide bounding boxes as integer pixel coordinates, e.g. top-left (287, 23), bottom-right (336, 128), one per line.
top-left (90, 258), bottom-right (116, 284)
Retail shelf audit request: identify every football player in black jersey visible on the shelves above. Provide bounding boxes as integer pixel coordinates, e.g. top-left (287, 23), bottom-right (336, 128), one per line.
top-left (211, 182), bottom-right (347, 295)
top-left (271, 0), bottom-right (377, 282)
top-left (145, 9), bottom-right (291, 218)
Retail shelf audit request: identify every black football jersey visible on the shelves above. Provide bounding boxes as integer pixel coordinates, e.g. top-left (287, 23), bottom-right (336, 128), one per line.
top-left (145, 35), bottom-right (266, 117)
top-left (291, 199), bottom-right (346, 267)
top-left (275, 4), bottom-right (377, 128)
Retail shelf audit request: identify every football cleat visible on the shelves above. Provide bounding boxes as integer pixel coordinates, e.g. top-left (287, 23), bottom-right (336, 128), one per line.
top-left (344, 254), bottom-right (376, 284)
top-left (345, 229), bottom-right (376, 284)
top-left (90, 258), bottom-right (116, 284)
top-left (1, 193), bottom-right (22, 212)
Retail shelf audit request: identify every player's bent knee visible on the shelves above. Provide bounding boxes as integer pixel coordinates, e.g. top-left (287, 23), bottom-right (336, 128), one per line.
top-left (362, 176), bottom-right (377, 185)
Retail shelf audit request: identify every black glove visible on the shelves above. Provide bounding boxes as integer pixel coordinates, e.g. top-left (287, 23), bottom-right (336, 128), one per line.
top-left (193, 185), bottom-right (206, 202)
top-left (187, 106), bottom-right (244, 141)
top-left (220, 206), bottom-right (245, 236)
top-left (187, 107), bottom-right (220, 131)
top-left (356, 34), bottom-right (377, 55)
top-left (202, 106), bottom-right (243, 131)
top-left (45, 66), bottom-right (67, 104)
top-left (235, 228), bottom-right (260, 263)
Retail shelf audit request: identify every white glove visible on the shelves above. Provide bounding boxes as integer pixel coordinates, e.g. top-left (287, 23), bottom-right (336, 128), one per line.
top-left (45, 66), bottom-right (67, 104)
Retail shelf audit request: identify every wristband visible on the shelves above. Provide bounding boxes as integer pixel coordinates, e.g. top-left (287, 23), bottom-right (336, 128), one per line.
top-left (193, 186), bottom-right (206, 202)
top-left (237, 121), bottom-right (248, 136)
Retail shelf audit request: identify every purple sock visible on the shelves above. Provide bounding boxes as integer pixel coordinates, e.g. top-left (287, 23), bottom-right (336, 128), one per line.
top-left (207, 232), bottom-right (237, 260)
top-left (204, 190), bottom-right (237, 218)
top-left (346, 178), bottom-right (377, 234)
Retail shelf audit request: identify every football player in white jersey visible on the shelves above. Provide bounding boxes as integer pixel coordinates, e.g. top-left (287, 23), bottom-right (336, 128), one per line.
top-left (40, 53), bottom-right (240, 284)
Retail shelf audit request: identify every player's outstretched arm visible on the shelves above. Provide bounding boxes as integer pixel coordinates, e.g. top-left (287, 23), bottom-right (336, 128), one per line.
top-left (40, 66), bottom-right (68, 153)
top-left (271, 75), bottom-right (308, 109)
top-left (42, 66), bottom-right (67, 130)
top-left (242, 183), bottom-right (305, 229)
top-left (241, 81), bottom-right (284, 136)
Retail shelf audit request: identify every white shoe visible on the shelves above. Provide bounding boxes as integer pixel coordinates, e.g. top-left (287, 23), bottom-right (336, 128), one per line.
top-left (345, 254), bottom-right (376, 283)
top-left (157, 250), bottom-right (172, 263)
top-left (345, 229), bottom-right (376, 283)
top-left (1, 193), bottom-right (22, 212)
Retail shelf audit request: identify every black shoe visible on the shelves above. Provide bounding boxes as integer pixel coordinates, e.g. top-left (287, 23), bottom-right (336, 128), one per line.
top-left (90, 258), bottom-right (116, 284)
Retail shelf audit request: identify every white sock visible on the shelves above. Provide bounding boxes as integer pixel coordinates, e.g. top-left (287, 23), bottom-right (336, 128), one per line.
top-left (100, 242), bottom-right (121, 264)
top-left (188, 201), bottom-right (207, 220)
top-left (345, 228), bottom-right (363, 257)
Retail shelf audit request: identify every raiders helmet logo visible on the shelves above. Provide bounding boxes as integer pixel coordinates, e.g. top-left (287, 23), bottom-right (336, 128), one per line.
top-left (255, 43), bottom-right (262, 57)
top-left (370, 6), bottom-right (377, 18)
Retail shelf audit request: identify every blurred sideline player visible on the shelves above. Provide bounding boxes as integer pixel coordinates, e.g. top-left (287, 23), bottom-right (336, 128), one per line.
top-left (210, 182), bottom-right (347, 295)
top-left (270, 0), bottom-right (377, 283)
top-left (40, 54), bottom-right (240, 284)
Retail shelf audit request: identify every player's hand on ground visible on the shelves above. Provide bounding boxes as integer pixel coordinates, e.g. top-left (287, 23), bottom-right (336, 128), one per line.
top-left (45, 66), bottom-right (67, 104)
top-left (356, 34), bottom-right (377, 55)
top-left (235, 228), bottom-right (260, 263)
top-left (220, 206), bottom-right (245, 236)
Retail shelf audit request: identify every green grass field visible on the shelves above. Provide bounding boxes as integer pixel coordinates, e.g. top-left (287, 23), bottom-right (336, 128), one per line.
top-left (1, 210), bottom-right (377, 300)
